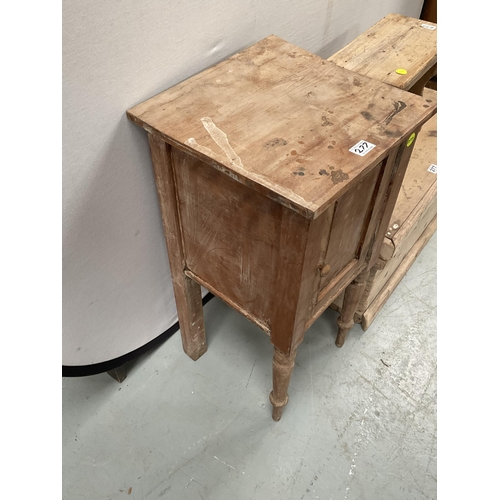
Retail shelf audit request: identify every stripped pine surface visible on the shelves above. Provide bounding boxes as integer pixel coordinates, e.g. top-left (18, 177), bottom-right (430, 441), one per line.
top-left (128, 35), bottom-right (436, 220)
top-left (328, 13), bottom-right (437, 93)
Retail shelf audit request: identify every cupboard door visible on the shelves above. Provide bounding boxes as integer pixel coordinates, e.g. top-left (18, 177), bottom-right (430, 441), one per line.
top-left (318, 161), bottom-right (384, 294)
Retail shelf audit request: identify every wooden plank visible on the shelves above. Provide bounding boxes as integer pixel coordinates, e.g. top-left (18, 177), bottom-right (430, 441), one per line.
top-left (128, 36), bottom-right (436, 220)
top-left (328, 13), bottom-right (437, 92)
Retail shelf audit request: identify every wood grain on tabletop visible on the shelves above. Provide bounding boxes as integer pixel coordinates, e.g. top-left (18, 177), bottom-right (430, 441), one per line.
top-left (127, 35), bottom-right (436, 220)
top-left (328, 13), bottom-right (437, 92)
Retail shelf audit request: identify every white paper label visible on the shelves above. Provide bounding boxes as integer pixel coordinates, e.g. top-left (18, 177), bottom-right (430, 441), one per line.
top-left (349, 140), bottom-right (376, 157)
top-left (428, 164), bottom-right (437, 174)
top-left (421, 23), bottom-right (436, 30)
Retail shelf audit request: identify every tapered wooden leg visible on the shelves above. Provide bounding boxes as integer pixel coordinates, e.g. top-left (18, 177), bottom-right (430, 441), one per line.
top-left (336, 268), bottom-right (370, 347)
top-left (269, 347), bottom-right (298, 421)
top-left (172, 275), bottom-right (207, 360)
top-left (148, 133), bottom-right (207, 361)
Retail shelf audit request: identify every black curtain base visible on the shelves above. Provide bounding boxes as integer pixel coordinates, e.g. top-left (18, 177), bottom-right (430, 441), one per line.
top-left (62, 293), bottom-right (214, 377)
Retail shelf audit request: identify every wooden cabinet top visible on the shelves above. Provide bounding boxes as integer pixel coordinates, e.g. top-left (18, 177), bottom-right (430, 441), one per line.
top-left (328, 13), bottom-right (437, 91)
top-left (127, 35), bottom-right (436, 219)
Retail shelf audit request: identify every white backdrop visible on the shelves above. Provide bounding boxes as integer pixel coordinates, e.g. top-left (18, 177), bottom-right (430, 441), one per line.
top-left (62, 0), bottom-right (424, 366)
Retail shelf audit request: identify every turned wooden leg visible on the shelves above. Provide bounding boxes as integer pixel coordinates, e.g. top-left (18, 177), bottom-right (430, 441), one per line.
top-left (269, 347), bottom-right (298, 421)
top-left (336, 268), bottom-right (371, 348)
top-left (148, 134), bottom-right (207, 361)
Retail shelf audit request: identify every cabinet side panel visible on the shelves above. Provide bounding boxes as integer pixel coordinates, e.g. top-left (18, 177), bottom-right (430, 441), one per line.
top-left (173, 149), bottom-right (281, 328)
top-left (318, 161), bottom-right (383, 291)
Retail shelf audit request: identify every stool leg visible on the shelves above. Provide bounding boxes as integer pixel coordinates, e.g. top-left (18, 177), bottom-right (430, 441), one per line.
top-left (269, 347), bottom-right (297, 421)
top-left (336, 268), bottom-right (370, 347)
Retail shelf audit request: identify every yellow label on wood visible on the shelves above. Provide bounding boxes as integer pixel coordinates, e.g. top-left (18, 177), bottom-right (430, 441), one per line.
top-left (395, 68), bottom-right (408, 75)
top-left (406, 133), bottom-right (416, 147)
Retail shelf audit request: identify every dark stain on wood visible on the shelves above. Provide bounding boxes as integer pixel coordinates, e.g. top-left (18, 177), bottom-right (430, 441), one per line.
top-left (428, 130), bottom-right (437, 137)
top-left (328, 145), bottom-right (334, 149)
top-left (290, 150), bottom-right (298, 155)
top-left (321, 116), bottom-right (333, 126)
top-left (383, 129), bottom-right (400, 137)
top-left (353, 77), bottom-right (362, 87)
top-left (265, 138), bottom-right (288, 147)
top-left (361, 111), bottom-right (373, 120)
top-left (319, 169), bottom-right (329, 176)
top-left (328, 167), bottom-right (349, 185)
top-left (293, 171), bottom-right (305, 176)
top-left (383, 100), bottom-right (407, 125)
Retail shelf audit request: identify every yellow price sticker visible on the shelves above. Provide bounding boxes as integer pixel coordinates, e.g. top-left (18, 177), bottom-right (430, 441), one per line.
top-left (395, 68), bottom-right (407, 75)
top-left (406, 133), bottom-right (416, 147)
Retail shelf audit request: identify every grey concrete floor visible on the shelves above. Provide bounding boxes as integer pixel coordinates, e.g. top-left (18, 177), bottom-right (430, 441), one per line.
top-left (62, 233), bottom-right (436, 500)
